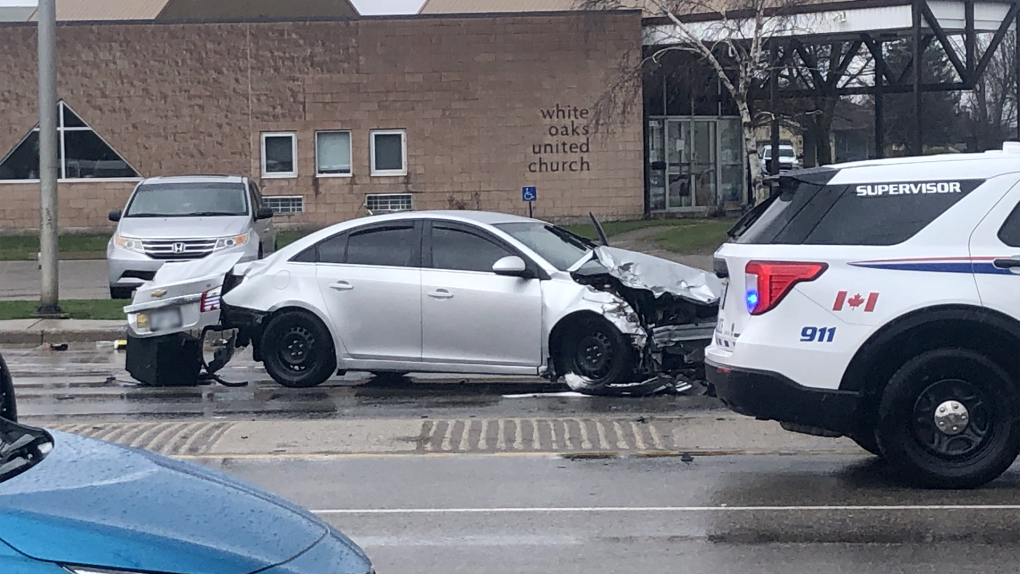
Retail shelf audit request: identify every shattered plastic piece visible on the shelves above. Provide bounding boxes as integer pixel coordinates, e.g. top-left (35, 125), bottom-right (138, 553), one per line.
top-left (652, 324), bottom-right (717, 345)
top-left (593, 246), bottom-right (722, 305)
top-left (562, 372), bottom-right (698, 397)
top-left (45, 343), bottom-right (68, 352)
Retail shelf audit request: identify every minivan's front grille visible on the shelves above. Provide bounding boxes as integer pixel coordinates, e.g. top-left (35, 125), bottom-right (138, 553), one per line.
top-left (143, 239), bottom-right (216, 260)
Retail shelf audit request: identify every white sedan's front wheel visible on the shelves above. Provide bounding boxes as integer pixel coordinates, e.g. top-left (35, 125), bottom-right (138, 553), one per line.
top-left (560, 317), bottom-right (633, 394)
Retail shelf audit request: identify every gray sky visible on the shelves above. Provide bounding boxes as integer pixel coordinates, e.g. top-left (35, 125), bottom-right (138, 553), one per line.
top-left (0, 0), bottom-right (427, 14)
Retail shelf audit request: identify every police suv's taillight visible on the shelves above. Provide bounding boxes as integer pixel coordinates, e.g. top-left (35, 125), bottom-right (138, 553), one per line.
top-left (744, 261), bottom-right (827, 315)
top-left (200, 286), bottom-right (222, 313)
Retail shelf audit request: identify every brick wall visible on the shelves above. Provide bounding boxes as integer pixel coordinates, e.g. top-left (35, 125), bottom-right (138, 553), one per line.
top-left (0, 13), bottom-right (644, 233)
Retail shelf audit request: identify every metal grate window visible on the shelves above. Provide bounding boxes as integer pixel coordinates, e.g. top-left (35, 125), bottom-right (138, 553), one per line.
top-left (366, 193), bottom-right (413, 213)
top-left (264, 196), bottom-right (305, 215)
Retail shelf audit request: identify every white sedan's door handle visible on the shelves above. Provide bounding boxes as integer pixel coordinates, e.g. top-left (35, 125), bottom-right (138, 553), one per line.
top-left (331, 281), bottom-right (354, 291)
top-left (428, 289), bottom-right (454, 299)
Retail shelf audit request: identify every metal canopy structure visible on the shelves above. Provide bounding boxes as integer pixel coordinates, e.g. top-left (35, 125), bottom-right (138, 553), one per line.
top-left (643, 0), bottom-right (1019, 158)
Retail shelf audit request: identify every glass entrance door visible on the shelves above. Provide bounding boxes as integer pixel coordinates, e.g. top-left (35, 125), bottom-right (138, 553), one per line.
top-left (691, 120), bottom-right (716, 207)
top-left (665, 119), bottom-right (692, 209)
top-left (647, 116), bottom-right (744, 212)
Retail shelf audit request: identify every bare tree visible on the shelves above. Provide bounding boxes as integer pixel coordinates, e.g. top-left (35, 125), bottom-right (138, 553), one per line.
top-left (581, 0), bottom-right (810, 203)
top-left (963, 31), bottom-right (1017, 151)
top-left (775, 43), bottom-right (875, 165)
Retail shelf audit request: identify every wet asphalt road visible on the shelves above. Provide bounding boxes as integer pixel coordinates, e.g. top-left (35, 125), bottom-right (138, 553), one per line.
top-left (203, 454), bottom-right (1020, 574)
top-left (4, 344), bottom-right (720, 422)
top-left (9, 344), bottom-right (1020, 572)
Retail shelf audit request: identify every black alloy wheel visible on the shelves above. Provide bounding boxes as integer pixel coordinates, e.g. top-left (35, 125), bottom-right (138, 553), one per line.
top-left (261, 311), bottom-right (336, 388)
top-left (877, 348), bottom-right (1020, 489)
top-left (561, 318), bottom-right (632, 393)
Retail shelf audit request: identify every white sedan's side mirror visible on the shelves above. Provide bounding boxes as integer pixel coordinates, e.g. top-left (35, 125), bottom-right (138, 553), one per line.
top-left (492, 255), bottom-right (528, 277)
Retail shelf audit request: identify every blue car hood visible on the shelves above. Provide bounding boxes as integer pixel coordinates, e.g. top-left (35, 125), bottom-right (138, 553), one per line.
top-left (0, 432), bottom-right (329, 574)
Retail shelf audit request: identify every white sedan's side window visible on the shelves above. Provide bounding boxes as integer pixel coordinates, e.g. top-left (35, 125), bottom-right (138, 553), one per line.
top-left (431, 226), bottom-right (511, 273)
top-left (346, 226), bottom-right (417, 268)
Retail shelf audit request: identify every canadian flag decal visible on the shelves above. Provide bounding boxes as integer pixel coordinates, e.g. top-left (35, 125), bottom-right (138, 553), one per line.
top-left (833, 291), bottom-right (879, 312)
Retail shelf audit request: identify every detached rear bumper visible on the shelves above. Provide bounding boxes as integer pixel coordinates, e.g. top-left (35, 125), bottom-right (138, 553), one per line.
top-left (705, 361), bottom-right (861, 436)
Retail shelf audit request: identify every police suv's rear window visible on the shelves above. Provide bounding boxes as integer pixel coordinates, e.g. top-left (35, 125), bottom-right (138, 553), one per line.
top-left (737, 177), bottom-right (984, 246)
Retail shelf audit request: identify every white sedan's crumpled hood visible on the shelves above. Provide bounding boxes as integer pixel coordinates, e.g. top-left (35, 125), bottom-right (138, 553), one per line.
top-left (592, 246), bottom-right (722, 305)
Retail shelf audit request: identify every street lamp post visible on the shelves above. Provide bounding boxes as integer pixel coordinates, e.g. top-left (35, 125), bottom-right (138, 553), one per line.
top-left (35, 0), bottom-right (63, 319)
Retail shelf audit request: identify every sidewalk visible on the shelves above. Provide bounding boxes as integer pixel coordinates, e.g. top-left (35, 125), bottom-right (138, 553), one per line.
top-left (0, 260), bottom-right (110, 301)
top-left (0, 319), bottom-right (125, 345)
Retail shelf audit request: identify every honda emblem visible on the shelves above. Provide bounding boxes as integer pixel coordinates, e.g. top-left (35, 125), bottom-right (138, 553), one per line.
top-left (172, 242), bottom-right (186, 254)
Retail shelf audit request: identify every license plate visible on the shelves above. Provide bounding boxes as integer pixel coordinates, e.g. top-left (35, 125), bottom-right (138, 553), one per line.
top-left (145, 308), bottom-right (182, 332)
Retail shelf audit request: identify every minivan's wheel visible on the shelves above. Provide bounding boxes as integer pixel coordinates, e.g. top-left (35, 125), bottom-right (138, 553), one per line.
top-left (560, 318), bottom-right (632, 394)
top-left (110, 286), bottom-right (134, 300)
top-left (261, 311), bottom-right (336, 388)
top-left (877, 349), bottom-right (1020, 489)
top-left (0, 352), bottom-right (16, 422)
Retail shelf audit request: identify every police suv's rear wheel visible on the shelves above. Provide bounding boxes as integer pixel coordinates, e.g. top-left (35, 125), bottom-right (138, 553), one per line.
top-left (261, 311), bottom-right (336, 389)
top-left (877, 349), bottom-right (1020, 489)
top-left (850, 428), bottom-right (882, 458)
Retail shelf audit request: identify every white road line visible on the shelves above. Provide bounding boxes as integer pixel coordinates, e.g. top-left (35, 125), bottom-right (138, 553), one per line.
top-left (577, 419), bottom-right (592, 450)
top-left (179, 422), bottom-right (218, 455)
top-left (630, 421), bottom-right (646, 450)
top-left (512, 418), bottom-right (524, 451)
top-left (613, 421), bottom-right (628, 450)
top-left (497, 419), bottom-right (507, 451)
top-left (354, 535), bottom-right (583, 547)
top-left (548, 420), bottom-right (559, 451)
top-left (440, 421), bottom-right (453, 452)
top-left (459, 419), bottom-right (471, 452)
top-left (312, 505), bottom-right (1020, 515)
top-left (595, 421), bottom-right (609, 450)
top-left (478, 419), bottom-right (488, 450)
top-left (648, 423), bottom-right (665, 450)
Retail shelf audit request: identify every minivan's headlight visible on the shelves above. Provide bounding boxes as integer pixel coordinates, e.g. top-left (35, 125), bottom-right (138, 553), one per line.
top-left (113, 234), bottom-right (145, 253)
top-left (215, 232), bottom-right (250, 251)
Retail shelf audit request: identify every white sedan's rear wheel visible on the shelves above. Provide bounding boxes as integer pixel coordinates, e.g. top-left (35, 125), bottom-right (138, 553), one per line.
top-left (261, 311), bottom-right (336, 389)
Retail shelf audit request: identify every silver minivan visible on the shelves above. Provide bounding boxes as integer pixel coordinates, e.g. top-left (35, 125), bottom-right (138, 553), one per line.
top-left (107, 175), bottom-right (276, 299)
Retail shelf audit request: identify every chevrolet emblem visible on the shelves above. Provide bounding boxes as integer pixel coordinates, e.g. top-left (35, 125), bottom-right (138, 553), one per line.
top-left (152, 289), bottom-right (167, 298)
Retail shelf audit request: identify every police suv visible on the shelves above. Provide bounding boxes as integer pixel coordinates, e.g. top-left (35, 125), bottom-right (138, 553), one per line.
top-left (707, 142), bottom-right (1020, 489)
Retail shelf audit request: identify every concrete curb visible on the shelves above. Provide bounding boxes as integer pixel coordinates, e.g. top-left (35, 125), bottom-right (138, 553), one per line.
top-left (0, 319), bottom-right (126, 345)
top-left (0, 327), bottom-right (126, 345)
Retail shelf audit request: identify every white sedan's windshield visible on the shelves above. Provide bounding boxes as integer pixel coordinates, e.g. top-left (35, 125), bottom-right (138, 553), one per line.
top-left (494, 222), bottom-right (593, 271)
top-left (125, 183), bottom-right (248, 218)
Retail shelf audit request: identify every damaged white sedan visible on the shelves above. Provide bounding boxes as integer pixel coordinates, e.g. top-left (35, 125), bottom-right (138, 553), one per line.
top-left (124, 211), bottom-right (720, 394)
